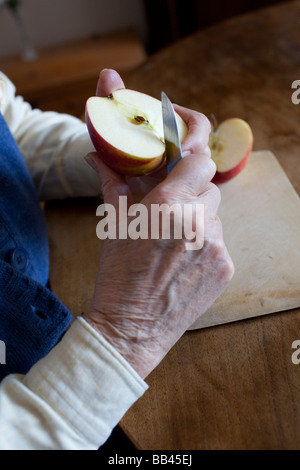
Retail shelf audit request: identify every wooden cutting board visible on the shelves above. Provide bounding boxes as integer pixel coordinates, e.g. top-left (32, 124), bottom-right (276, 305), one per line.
top-left (189, 150), bottom-right (300, 330)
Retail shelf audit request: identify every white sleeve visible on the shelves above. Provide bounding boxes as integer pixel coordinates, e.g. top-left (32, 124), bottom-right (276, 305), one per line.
top-left (0, 317), bottom-right (148, 450)
top-left (0, 71), bottom-right (101, 201)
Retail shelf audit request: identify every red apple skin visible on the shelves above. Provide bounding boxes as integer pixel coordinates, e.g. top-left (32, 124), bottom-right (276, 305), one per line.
top-left (211, 147), bottom-right (252, 185)
top-left (85, 108), bottom-right (164, 177)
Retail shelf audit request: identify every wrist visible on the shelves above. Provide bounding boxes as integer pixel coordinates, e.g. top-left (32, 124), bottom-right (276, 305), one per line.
top-left (84, 312), bottom-right (164, 379)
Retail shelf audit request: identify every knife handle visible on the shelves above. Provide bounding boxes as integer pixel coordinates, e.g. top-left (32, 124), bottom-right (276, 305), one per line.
top-left (167, 157), bottom-right (182, 174)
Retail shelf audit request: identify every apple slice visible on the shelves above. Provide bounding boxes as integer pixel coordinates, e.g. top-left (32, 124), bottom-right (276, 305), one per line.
top-left (209, 118), bottom-right (253, 184)
top-left (86, 89), bottom-right (188, 177)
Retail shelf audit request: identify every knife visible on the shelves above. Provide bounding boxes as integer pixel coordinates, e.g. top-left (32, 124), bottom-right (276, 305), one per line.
top-left (161, 91), bottom-right (183, 174)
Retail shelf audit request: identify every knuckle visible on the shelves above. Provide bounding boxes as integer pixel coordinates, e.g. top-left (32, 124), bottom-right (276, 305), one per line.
top-left (185, 113), bottom-right (212, 150)
top-left (200, 113), bottom-right (212, 133)
top-left (221, 256), bottom-right (235, 282)
top-left (207, 182), bottom-right (220, 201)
top-left (208, 236), bottom-right (225, 259)
top-left (191, 155), bottom-right (216, 181)
top-left (203, 145), bottom-right (211, 159)
top-left (207, 228), bottom-right (235, 282)
top-left (200, 156), bottom-right (216, 178)
top-left (190, 109), bottom-right (210, 129)
top-left (207, 237), bottom-right (235, 283)
top-left (206, 220), bottom-right (228, 259)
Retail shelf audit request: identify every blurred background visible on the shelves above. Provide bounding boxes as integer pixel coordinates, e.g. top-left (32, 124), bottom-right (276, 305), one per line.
top-left (0, 0), bottom-right (289, 115)
top-left (0, 0), bottom-right (147, 60)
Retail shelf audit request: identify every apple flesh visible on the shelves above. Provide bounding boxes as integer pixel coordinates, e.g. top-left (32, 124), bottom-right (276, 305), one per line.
top-left (209, 118), bottom-right (253, 184)
top-left (86, 89), bottom-right (188, 177)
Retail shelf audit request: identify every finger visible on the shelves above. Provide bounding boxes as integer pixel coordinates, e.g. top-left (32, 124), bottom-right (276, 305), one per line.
top-left (96, 69), bottom-right (125, 97)
top-left (202, 145), bottom-right (211, 159)
top-left (85, 152), bottom-right (134, 207)
top-left (173, 104), bottom-right (211, 156)
top-left (158, 153), bottom-right (216, 199)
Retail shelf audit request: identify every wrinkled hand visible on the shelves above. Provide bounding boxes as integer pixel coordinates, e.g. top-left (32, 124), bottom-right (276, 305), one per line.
top-left (91, 69), bottom-right (211, 198)
top-left (84, 76), bottom-right (234, 378)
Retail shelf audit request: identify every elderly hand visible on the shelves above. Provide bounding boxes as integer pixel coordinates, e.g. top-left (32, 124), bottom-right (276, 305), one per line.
top-left (84, 73), bottom-right (234, 378)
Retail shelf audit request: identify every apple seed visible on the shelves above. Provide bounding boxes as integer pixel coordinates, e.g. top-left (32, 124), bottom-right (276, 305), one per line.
top-left (134, 115), bottom-right (149, 124)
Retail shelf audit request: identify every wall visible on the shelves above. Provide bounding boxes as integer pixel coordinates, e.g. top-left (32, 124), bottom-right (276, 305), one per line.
top-left (0, 0), bottom-right (147, 60)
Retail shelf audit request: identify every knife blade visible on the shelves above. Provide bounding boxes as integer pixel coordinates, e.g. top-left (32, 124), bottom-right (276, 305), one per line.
top-left (161, 91), bottom-right (183, 174)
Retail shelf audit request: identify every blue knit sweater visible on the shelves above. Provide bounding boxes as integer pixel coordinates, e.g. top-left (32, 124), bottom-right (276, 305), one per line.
top-left (0, 113), bottom-right (73, 381)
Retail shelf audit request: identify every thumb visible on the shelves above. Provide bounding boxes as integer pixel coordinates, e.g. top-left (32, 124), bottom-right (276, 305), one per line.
top-left (85, 152), bottom-right (134, 208)
top-left (96, 69), bottom-right (125, 97)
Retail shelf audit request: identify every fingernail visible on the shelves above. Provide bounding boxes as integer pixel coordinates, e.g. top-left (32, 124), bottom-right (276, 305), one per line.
top-left (84, 155), bottom-right (99, 172)
top-left (182, 150), bottom-right (192, 158)
top-left (99, 68), bottom-right (108, 77)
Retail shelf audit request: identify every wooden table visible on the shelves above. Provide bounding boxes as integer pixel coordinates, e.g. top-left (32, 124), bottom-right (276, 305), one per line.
top-left (45, 1), bottom-right (300, 449)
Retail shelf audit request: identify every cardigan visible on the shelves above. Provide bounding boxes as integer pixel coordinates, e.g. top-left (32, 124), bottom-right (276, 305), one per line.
top-left (0, 112), bottom-right (72, 380)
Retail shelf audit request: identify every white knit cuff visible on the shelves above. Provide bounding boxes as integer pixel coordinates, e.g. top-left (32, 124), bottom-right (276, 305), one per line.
top-left (24, 316), bottom-right (148, 447)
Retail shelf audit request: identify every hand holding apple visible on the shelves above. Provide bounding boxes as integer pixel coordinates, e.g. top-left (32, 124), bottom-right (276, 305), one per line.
top-left (85, 69), bottom-right (211, 189)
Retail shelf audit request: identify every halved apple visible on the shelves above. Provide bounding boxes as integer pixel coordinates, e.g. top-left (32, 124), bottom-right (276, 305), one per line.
top-left (86, 89), bottom-right (188, 177)
top-left (209, 118), bottom-right (253, 184)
